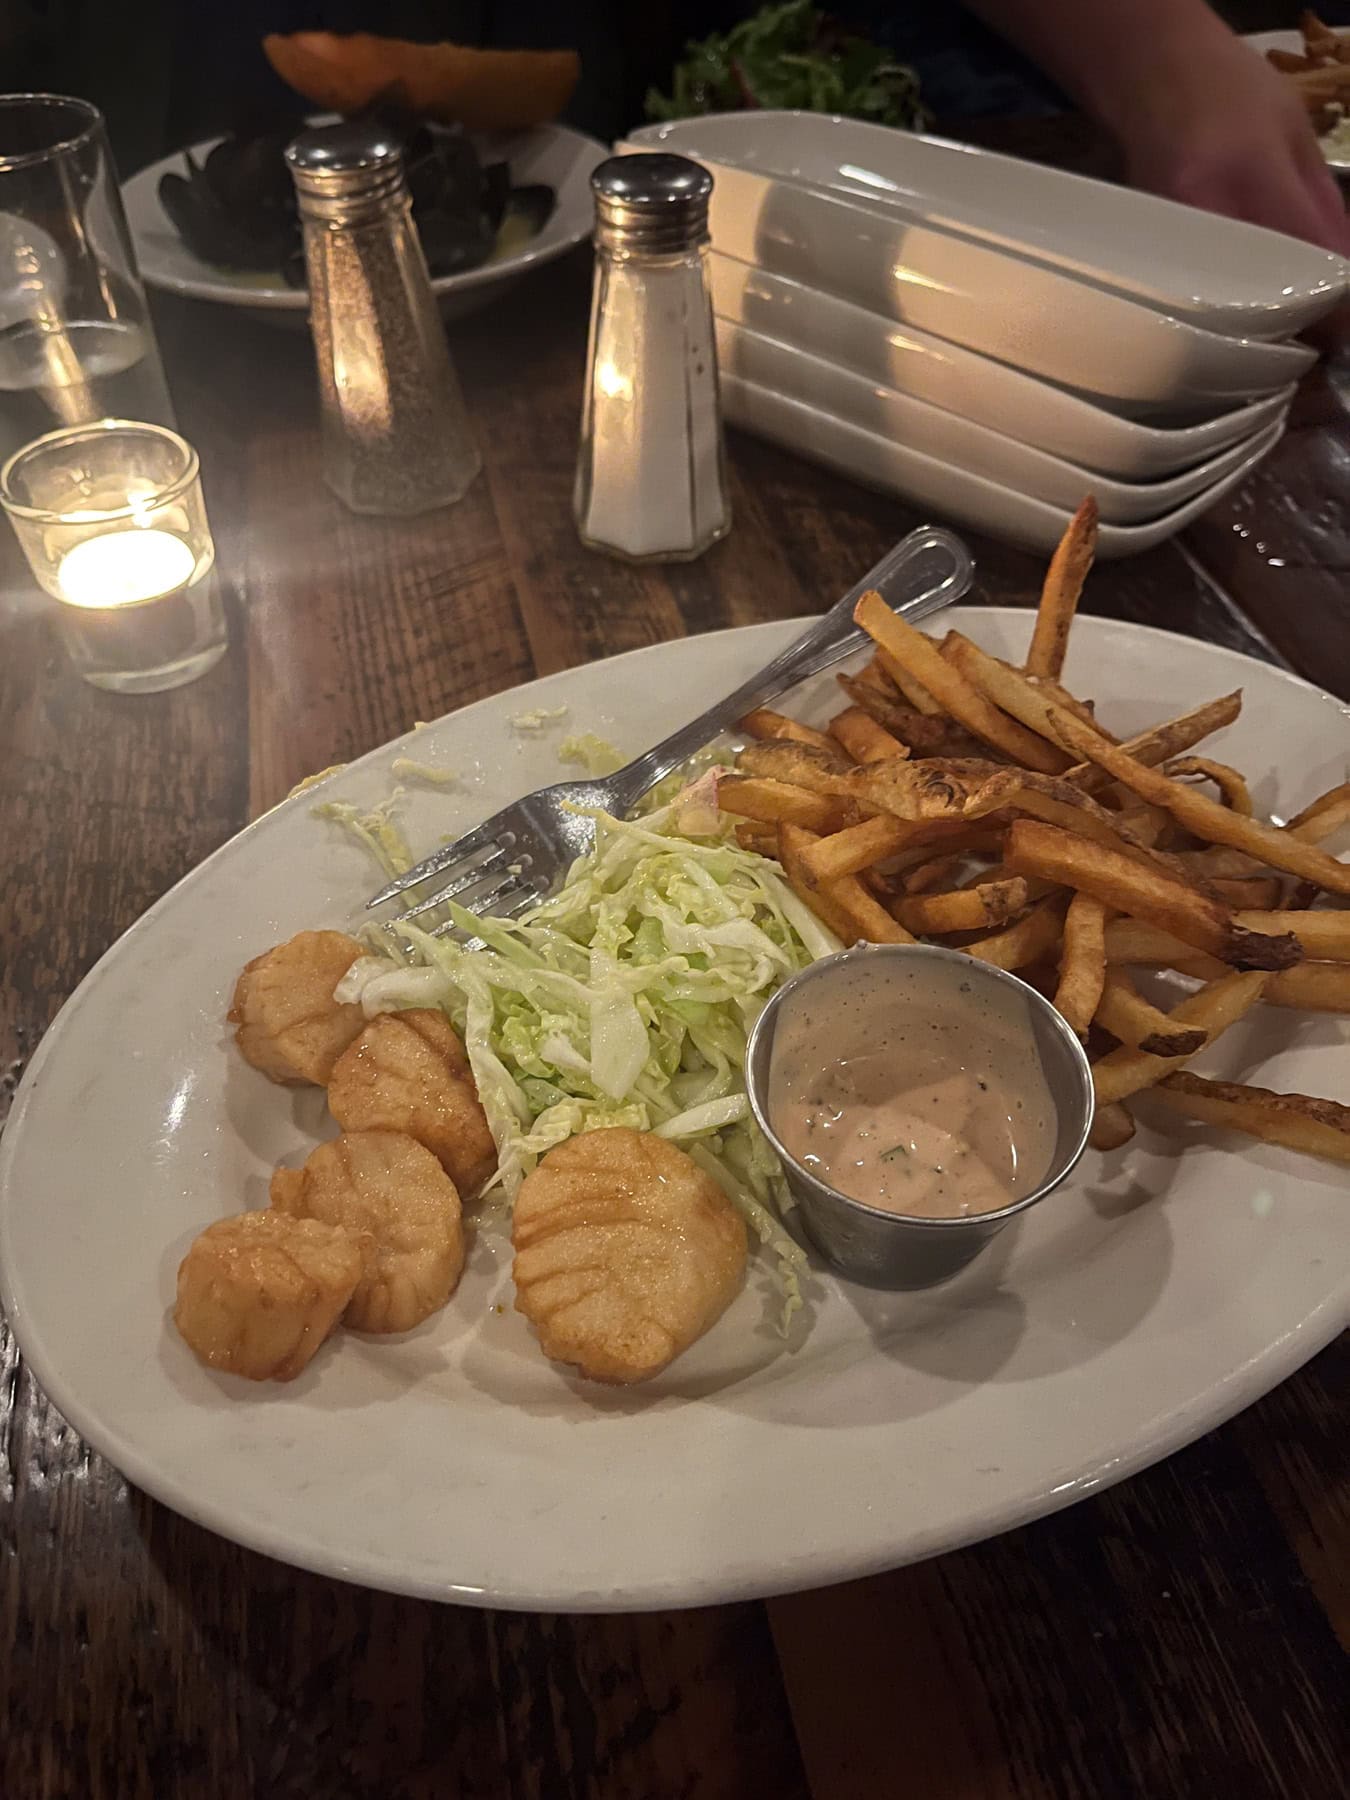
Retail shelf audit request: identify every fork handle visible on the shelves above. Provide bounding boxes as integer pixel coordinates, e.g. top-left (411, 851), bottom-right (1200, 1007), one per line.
top-left (606, 524), bottom-right (974, 813)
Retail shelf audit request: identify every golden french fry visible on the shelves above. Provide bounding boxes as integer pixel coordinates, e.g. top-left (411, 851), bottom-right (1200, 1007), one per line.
top-left (961, 768), bottom-right (1184, 867)
top-left (799, 814), bottom-right (921, 883)
top-left (1175, 847), bottom-right (1263, 880)
top-left (1286, 781), bottom-right (1350, 843)
top-left (835, 756), bottom-right (1006, 821)
top-left (1052, 891), bottom-right (1108, 1034)
top-left (834, 673), bottom-right (980, 756)
top-left (1046, 704), bottom-right (1350, 896)
top-left (718, 774), bottom-right (848, 833)
top-left (1095, 969), bottom-right (1207, 1056)
top-left (1024, 672), bottom-right (1110, 735)
top-left (1233, 909), bottom-right (1350, 963)
top-left (892, 877), bottom-right (1031, 936)
top-left (1061, 693), bottom-right (1242, 795)
top-left (1258, 962), bottom-right (1350, 1012)
top-left (828, 706), bottom-right (909, 765)
top-left (1089, 1101), bottom-right (1136, 1151)
top-left (1108, 928), bottom-right (1224, 972)
top-left (1027, 496), bottom-right (1098, 680)
top-left (777, 825), bottom-right (916, 946)
top-left (776, 825), bottom-right (863, 945)
top-left (853, 654), bottom-right (900, 699)
top-left (942, 631), bottom-right (1106, 760)
top-left (739, 708), bottom-right (837, 754)
top-left (872, 645), bottom-right (944, 716)
top-left (734, 820), bottom-right (778, 855)
top-left (1005, 820), bottom-right (1301, 971)
top-left (1091, 971), bottom-right (1269, 1106)
top-left (1153, 1072), bottom-right (1350, 1166)
top-left (736, 740), bottom-right (854, 796)
top-left (1166, 756), bottom-right (1253, 815)
top-left (966, 894), bottom-right (1068, 971)
top-left (902, 852), bottom-right (967, 895)
top-left (854, 591), bottom-right (1069, 773)
top-left (1114, 800), bottom-right (1175, 847)
top-left (1210, 877), bottom-right (1285, 910)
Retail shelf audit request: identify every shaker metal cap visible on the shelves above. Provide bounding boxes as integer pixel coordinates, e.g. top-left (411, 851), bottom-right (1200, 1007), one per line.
top-left (286, 119), bottom-right (406, 209)
top-left (591, 153), bottom-right (713, 253)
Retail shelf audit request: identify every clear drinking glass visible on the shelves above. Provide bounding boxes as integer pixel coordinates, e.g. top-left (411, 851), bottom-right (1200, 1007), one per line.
top-left (0, 418), bottom-right (227, 693)
top-left (0, 94), bottom-right (175, 468)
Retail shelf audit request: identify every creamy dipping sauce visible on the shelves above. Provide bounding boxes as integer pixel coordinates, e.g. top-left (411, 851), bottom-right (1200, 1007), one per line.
top-left (767, 957), bottom-right (1058, 1220)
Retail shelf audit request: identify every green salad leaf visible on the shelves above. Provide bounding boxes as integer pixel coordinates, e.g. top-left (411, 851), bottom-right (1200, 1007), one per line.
top-left (647, 0), bottom-right (928, 130)
top-left (337, 797), bottom-right (841, 1328)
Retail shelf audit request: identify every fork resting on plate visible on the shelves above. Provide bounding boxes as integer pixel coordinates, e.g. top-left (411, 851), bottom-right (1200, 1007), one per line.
top-left (367, 525), bottom-right (973, 929)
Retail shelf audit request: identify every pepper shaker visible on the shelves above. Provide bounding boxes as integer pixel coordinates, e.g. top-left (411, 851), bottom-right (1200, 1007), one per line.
top-left (574, 154), bottom-right (730, 562)
top-left (286, 120), bottom-right (481, 517)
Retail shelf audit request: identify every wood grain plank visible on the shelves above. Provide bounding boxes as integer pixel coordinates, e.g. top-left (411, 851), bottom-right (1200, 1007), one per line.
top-left (1231, 1336), bottom-right (1350, 1653)
top-left (241, 422), bottom-right (532, 814)
top-left (773, 1342), bottom-right (1349, 1800)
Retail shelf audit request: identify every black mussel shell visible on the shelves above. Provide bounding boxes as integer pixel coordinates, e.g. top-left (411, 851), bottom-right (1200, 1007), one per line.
top-left (158, 166), bottom-right (291, 272)
top-left (416, 210), bottom-right (495, 278)
top-left (203, 128), bottom-right (296, 221)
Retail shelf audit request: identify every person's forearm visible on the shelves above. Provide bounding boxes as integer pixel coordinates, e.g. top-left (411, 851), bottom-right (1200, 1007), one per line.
top-left (963, 0), bottom-right (1235, 136)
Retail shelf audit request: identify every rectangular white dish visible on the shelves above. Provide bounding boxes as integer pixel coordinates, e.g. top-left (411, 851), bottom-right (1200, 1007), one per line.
top-left (627, 113), bottom-right (1348, 340)
top-left (714, 317), bottom-right (1288, 525)
top-left (709, 255), bottom-right (1296, 478)
top-left (626, 153), bottom-right (1317, 408)
top-left (719, 372), bottom-right (1283, 558)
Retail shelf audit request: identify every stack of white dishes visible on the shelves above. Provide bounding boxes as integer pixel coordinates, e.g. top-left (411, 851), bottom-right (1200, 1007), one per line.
top-left (621, 114), bottom-right (1348, 556)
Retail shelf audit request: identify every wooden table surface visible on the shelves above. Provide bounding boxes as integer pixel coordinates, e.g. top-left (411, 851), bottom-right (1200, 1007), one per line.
top-left (2, 233), bottom-right (1348, 1799)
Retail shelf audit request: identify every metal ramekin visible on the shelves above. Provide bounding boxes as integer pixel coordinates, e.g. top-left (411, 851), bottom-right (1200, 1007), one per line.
top-left (745, 942), bottom-right (1095, 1289)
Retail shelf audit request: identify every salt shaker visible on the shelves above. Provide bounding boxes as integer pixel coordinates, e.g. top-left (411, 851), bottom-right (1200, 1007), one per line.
top-left (286, 120), bottom-right (480, 516)
top-left (574, 154), bottom-right (729, 562)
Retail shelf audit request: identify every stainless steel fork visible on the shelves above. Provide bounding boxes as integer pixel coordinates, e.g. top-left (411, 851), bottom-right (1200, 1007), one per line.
top-left (367, 524), bottom-right (974, 928)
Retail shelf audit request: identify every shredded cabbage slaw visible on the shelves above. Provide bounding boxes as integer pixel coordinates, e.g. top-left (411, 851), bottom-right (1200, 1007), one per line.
top-left (333, 788), bottom-right (840, 1327)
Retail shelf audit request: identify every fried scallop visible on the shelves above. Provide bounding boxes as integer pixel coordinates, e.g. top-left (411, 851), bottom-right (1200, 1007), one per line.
top-left (512, 1129), bottom-right (748, 1385)
top-left (271, 1129), bottom-right (465, 1334)
top-left (229, 930), bottom-right (367, 1086)
top-left (326, 1008), bottom-right (497, 1197)
top-left (174, 1210), bottom-right (369, 1381)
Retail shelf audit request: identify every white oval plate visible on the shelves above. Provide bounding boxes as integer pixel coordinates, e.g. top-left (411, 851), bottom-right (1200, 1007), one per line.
top-left (1244, 32), bottom-right (1350, 174)
top-left (715, 317), bottom-right (1287, 524)
top-left (1, 613), bottom-right (1346, 1611)
top-left (123, 122), bottom-right (606, 322)
top-left (721, 376), bottom-right (1284, 557)
top-left (710, 253), bottom-right (1297, 478)
top-left (628, 112), bottom-right (1348, 337)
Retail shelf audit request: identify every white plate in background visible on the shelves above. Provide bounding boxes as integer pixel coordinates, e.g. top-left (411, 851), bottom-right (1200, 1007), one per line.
top-left (628, 112), bottom-right (1348, 337)
top-left (124, 121), bottom-right (605, 323)
top-left (0, 613), bottom-right (1345, 1610)
top-left (721, 374), bottom-right (1284, 558)
top-left (715, 317), bottom-right (1288, 524)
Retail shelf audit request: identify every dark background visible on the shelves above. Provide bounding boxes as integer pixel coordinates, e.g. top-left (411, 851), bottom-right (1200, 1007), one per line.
top-left (3, 1), bottom-right (1345, 172)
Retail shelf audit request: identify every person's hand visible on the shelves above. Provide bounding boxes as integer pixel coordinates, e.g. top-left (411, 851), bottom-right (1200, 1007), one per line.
top-left (1113, 35), bottom-right (1350, 255)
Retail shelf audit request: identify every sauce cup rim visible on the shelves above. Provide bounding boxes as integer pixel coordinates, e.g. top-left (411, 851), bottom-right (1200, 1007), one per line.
top-left (745, 941), bottom-right (1095, 1235)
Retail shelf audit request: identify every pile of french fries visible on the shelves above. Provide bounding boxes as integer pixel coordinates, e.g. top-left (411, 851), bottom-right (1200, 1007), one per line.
top-left (1265, 11), bottom-right (1350, 124)
top-left (721, 496), bottom-right (1350, 1166)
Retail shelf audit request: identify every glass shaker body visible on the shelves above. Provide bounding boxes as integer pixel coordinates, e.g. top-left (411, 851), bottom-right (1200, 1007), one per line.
top-left (287, 123), bottom-right (480, 517)
top-left (574, 155), bottom-right (729, 563)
